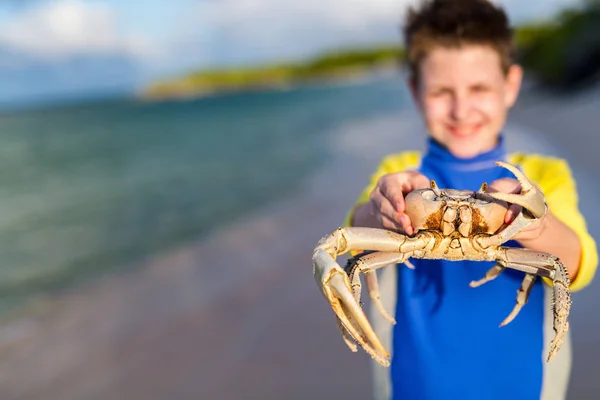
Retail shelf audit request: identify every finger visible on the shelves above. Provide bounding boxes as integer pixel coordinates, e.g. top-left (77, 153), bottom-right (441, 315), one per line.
top-left (376, 182), bottom-right (406, 214)
top-left (370, 188), bottom-right (399, 218)
top-left (398, 173), bottom-right (429, 194)
top-left (487, 178), bottom-right (521, 194)
top-left (397, 213), bottom-right (413, 235)
top-left (409, 172), bottom-right (431, 191)
top-left (370, 189), bottom-right (404, 225)
top-left (505, 204), bottom-right (521, 224)
top-left (379, 213), bottom-right (406, 232)
top-left (368, 195), bottom-right (411, 233)
top-left (372, 191), bottom-right (414, 234)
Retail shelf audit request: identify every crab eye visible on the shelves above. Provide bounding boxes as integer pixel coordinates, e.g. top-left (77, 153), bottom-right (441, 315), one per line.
top-left (421, 190), bottom-right (437, 201)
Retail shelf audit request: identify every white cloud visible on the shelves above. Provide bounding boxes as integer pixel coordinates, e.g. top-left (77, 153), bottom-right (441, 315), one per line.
top-left (196, 0), bottom-right (580, 68)
top-left (0, 0), bottom-right (582, 80)
top-left (495, 0), bottom-right (583, 23)
top-left (204, 0), bottom-right (407, 31)
top-left (0, 0), bottom-right (155, 61)
top-left (198, 0), bottom-right (413, 66)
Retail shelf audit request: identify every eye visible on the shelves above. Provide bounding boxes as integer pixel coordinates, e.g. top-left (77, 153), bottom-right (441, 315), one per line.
top-left (429, 88), bottom-right (451, 97)
top-left (471, 84), bottom-right (489, 93)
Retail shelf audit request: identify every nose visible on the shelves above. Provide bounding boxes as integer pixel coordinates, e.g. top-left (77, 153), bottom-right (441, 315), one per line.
top-left (450, 92), bottom-right (471, 121)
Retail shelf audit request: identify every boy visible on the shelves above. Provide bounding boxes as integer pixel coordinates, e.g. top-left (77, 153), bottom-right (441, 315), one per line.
top-left (342, 0), bottom-right (598, 399)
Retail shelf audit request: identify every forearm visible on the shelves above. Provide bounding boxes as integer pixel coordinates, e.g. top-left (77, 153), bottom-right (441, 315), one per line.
top-left (517, 213), bottom-right (582, 281)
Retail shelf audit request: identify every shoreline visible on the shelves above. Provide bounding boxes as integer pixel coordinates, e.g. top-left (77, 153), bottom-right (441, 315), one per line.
top-left (138, 63), bottom-right (400, 103)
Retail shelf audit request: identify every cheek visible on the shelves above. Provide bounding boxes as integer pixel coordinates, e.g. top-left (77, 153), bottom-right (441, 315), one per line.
top-left (423, 98), bottom-right (449, 123)
top-left (473, 93), bottom-right (505, 120)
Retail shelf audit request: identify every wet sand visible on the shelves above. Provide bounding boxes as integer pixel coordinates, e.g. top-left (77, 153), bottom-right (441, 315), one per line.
top-left (0, 87), bottom-right (599, 400)
top-left (0, 114), bottom-right (422, 400)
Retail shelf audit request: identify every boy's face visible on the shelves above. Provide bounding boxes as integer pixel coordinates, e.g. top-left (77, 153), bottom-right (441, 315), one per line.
top-left (409, 45), bottom-right (522, 158)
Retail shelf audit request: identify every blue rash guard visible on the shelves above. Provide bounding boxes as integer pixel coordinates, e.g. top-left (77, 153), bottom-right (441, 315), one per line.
top-left (342, 134), bottom-right (597, 400)
top-left (390, 137), bottom-right (544, 399)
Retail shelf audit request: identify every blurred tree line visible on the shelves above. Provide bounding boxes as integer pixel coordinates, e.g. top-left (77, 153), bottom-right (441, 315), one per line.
top-left (516, 1), bottom-right (600, 89)
top-left (142, 2), bottom-right (600, 99)
top-left (141, 46), bottom-right (403, 100)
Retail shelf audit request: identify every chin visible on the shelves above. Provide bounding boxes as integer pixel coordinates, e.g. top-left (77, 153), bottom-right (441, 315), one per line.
top-left (445, 136), bottom-right (490, 157)
top-left (449, 145), bottom-right (481, 159)
top-left (445, 132), bottom-right (498, 159)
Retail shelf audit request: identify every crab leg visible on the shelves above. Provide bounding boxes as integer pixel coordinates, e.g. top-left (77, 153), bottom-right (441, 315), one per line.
top-left (312, 227), bottom-right (430, 366)
top-left (365, 271), bottom-right (396, 323)
top-left (470, 264), bottom-right (537, 327)
top-left (494, 247), bottom-right (571, 362)
top-left (499, 273), bottom-right (536, 327)
top-left (345, 251), bottom-right (408, 324)
top-left (470, 263), bottom-right (537, 327)
top-left (497, 247), bottom-right (556, 277)
top-left (469, 263), bottom-right (506, 287)
top-left (548, 258), bottom-right (571, 362)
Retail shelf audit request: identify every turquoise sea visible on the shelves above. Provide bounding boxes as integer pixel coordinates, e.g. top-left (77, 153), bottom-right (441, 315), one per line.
top-left (0, 74), bottom-right (414, 317)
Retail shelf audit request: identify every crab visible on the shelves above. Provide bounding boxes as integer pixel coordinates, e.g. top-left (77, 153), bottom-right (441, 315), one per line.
top-left (312, 161), bottom-right (571, 367)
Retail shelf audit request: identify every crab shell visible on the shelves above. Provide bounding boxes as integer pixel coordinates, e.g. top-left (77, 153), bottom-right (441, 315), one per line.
top-left (404, 187), bottom-right (510, 236)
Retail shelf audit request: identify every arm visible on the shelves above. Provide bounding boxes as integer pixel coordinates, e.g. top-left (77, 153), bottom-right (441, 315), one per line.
top-left (516, 212), bottom-right (582, 281)
top-left (538, 160), bottom-right (598, 290)
top-left (490, 158), bottom-right (598, 289)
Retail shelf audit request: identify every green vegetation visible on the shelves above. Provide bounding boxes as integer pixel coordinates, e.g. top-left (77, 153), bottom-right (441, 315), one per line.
top-left (516, 3), bottom-right (600, 87)
top-left (140, 46), bottom-right (404, 100)
top-left (142, 3), bottom-right (600, 100)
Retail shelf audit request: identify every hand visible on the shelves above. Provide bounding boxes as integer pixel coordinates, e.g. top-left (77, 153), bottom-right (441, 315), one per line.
top-left (487, 177), bottom-right (549, 241)
top-left (364, 171), bottom-right (430, 235)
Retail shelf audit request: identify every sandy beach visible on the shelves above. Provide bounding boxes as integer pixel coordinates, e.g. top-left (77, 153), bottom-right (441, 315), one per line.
top-left (0, 85), bottom-right (599, 400)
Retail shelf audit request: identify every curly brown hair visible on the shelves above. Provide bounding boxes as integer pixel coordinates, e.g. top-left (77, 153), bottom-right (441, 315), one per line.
top-left (402, 0), bottom-right (515, 81)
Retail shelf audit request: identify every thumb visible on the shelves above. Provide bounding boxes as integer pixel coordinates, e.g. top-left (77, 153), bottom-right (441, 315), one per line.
top-left (505, 204), bottom-right (521, 224)
top-left (409, 172), bottom-right (431, 191)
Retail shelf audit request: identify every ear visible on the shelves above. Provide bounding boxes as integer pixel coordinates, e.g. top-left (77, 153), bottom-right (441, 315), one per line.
top-left (504, 64), bottom-right (523, 108)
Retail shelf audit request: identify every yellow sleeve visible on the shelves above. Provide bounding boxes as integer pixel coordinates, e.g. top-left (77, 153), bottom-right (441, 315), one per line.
top-left (342, 151), bottom-right (422, 227)
top-left (510, 153), bottom-right (598, 292)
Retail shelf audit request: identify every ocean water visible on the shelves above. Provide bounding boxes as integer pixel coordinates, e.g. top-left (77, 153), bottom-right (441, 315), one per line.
top-left (0, 74), bottom-right (413, 317)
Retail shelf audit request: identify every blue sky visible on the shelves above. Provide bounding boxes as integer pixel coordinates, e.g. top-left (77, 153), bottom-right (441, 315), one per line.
top-left (0, 0), bottom-right (582, 104)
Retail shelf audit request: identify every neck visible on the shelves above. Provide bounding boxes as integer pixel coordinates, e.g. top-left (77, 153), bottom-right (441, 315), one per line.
top-left (423, 135), bottom-right (506, 171)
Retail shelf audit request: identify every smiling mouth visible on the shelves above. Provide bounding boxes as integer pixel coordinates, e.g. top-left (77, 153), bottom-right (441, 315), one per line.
top-left (447, 123), bottom-right (483, 137)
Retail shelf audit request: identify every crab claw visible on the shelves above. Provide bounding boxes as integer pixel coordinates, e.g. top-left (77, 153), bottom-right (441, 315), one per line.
top-left (487, 161), bottom-right (547, 219)
top-left (312, 227), bottom-right (414, 367)
top-left (313, 246), bottom-right (391, 366)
